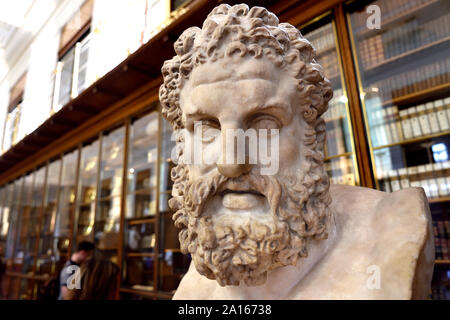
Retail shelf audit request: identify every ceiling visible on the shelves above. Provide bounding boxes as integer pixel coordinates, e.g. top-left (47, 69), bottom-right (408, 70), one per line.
top-left (0, 0), bottom-right (35, 48)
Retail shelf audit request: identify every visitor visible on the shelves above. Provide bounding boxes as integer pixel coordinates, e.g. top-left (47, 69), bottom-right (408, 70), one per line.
top-left (58, 241), bottom-right (95, 300)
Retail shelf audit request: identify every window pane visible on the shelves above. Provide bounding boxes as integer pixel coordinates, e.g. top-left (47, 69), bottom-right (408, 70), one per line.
top-left (58, 47), bottom-right (75, 107)
top-left (348, 0), bottom-right (450, 194)
top-left (36, 160), bottom-right (61, 276)
top-left (301, 17), bottom-right (358, 186)
top-left (5, 179), bottom-right (22, 259)
top-left (14, 173), bottom-right (34, 273)
top-left (158, 116), bottom-right (190, 293)
top-left (75, 140), bottom-right (99, 244)
top-left (126, 111), bottom-right (159, 219)
top-left (56, 150), bottom-right (78, 255)
top-left (97, 126), bottom-right (125, 254)
top-left (77, 36), bottom-right (90, 94)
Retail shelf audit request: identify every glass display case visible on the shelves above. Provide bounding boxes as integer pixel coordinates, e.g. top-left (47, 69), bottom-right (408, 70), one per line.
top-left (126, 111), bottom-right (159, 219)
top-left (122, 110), bottom-right (159, 294)
top-left (36, 160), bottom-right (61, 277)
top-left (75, 140), bottom-right (99, 244)
top-left (57, 150), bottom-right (79, 257)
top-left (96, 126), bottom-right (125, 263)
top-left (301, 15), bottom-right (359, 186)
top-left (347, 0), bottom-right (450, 299)
top-left (13, 173), bottom-right (34, 275)
top-left (158, 117), bottom-right (190, 293)
top-left (0, 186), bottom-right (11, 242)
top-left (4, 179), bottom-right (22, 261)
top-left (348, 0), bottom-right (450, 196)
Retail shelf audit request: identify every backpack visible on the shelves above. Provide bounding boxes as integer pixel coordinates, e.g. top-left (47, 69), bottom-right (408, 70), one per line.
top-left (37, 275), bottom-right (60, 300)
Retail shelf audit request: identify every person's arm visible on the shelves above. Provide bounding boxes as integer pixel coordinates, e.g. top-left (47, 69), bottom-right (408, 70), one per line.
top-left (60, 286), bottom-right (70, 300)
top-left (59, 267), bottom-right (70, 300)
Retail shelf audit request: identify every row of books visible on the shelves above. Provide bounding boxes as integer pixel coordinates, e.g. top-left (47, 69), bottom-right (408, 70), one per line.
top-left (351, 0), bottom-right (437, 34)
top-left (433, 220), bottom-right (450, 260)
top-left (368, 97), bottom-right (450, 147)
top-left (378, 161), bottom-right (450, 199)
top-left (305, 23), bottom-right (334, 56)
top-left (358, 12), bottom-right (450, 69)
top-left (367, 58), bottom-right (449, 103)
top-left (318, 51), bottom-right (340, 81)
top-left (399, 98), bottom-right (450, 139)
top-left (329, 174), bottom-right (355, 186)
top-left (325, 157), bottom-right (355, 186)
top-left (431, 287), bottom-right (450, 300)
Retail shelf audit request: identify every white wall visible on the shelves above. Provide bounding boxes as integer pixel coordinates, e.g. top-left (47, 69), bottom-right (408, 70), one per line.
top-left (0, 0), bottom-right (171, 153)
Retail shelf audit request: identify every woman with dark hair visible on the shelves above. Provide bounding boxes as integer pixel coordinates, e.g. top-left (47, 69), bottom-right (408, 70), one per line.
top-left (68, 258), bottom-right (119, 300)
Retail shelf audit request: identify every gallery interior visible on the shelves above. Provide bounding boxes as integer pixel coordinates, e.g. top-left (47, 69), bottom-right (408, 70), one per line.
top-left (0, 0), bottom-right (449, 300)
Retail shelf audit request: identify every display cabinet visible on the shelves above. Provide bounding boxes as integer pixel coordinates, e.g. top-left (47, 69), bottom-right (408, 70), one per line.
top-left (347, 0), bottom-right (450, 299)
top-left (158, 117), bottom-right (190, 294)
top-left (121, 109), bottom-right (160, 297)
top-left (74, 140), bottom-right (99, 244)
top-left (57, 150), bottom-right (79, 257)
top-left (96, 126), bottom-right (125, 263)
top-left (300, 14), bottom-right (359, 186)
top-left (35, 160), bottom-right (61, 277)
top-left (13, 173), bottom-right (34, 275)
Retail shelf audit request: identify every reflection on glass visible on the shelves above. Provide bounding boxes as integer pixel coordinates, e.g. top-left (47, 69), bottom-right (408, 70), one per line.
top-left (56, 151), bottom-right (78, 256)
top-left (301, 18), bottom-right (357, 185)
top-left (123, 256), bottom-right (154, 291)
top-left (18, 277), bottom-right (33, 300)
top-left (58, 47), bottom-right (75, 107)
top-left (76, 140), bottom-right (99, 243)
top-left (0, 187), bottom-right (7, 238)
top-left (96, 126), bottom-right (124, 253)
top-left (36, 160), bottom-right (61, 276)
top-left (126, 111), bottom-right (159, 218)
top-left (348, 0), bottom-right (450, 196)
top-left (160, 118), bottom-right (175, 195)
top-left (5, 179), bottom-right (22, 259)
top-left (158, 116), bottom-right (191, 292)
top-left (77, 36), bottom-right (90, 94)
top-left (14, 173), bottom-right (34, 273)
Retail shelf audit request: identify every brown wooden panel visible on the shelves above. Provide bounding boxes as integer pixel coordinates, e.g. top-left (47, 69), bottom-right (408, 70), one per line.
top-left (334, 4), bottom-right (374, 188)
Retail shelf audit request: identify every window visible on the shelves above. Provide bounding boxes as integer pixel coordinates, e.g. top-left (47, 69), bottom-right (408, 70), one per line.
top-left (2, 73), bottom-right (27, 152)
top-left (51, 0), bottom-right (93, 113)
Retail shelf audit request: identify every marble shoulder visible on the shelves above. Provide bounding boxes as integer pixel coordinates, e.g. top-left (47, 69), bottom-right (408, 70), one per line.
top-left (330, 184), bottom-right (434, 299)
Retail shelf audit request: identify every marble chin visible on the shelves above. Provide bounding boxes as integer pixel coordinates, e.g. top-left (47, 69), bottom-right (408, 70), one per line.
top-left (169, 164), bottom-right (331, 287)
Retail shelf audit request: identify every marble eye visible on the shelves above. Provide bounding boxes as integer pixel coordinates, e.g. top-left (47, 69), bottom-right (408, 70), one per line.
top-left (200, 119), bottom-right (220, 142)
top-left (251, 116), bottom-right (280, 131)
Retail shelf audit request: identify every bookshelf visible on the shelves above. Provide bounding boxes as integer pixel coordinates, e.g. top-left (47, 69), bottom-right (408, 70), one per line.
top-left (348, 0), bottom-right (450, 300)
top-left (373, 130), bottom-right (450, 150)
top-left (355, 0), bottom-right (442, 39)
top-left (301, 14), bottom-right (359, 186)
top-left (435, 260), bottom-right (450, 265)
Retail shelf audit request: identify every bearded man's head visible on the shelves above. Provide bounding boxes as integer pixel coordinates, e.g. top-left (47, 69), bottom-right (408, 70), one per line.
top-left (159, 3), bottom-right (333, 286)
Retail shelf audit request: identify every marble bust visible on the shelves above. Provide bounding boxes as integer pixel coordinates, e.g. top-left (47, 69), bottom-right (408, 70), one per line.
top-left (159, 4), bottom-right (434, 299)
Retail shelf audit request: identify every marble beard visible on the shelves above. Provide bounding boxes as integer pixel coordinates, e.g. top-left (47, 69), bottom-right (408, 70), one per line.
top-left (160, 4), bottom-right (333, 287)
